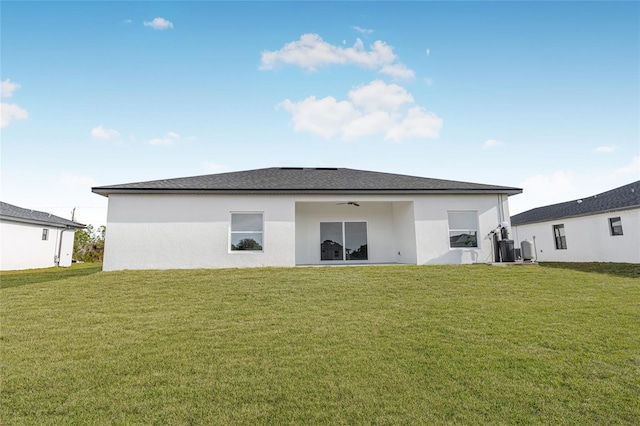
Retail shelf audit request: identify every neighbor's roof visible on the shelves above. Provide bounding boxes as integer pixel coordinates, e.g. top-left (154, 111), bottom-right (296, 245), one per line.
top-left (511, 180), bottom-right (640, 226)
top-left (0, 202), bottom-right (86, 229)
top-left (92, 167), bottom-right (522, 196)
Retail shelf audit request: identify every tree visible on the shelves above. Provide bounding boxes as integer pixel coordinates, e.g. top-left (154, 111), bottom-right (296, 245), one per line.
top-left (348, 244), bottom-right (368, 260)
top-left (73, 225), bottom-right (106, 262)
top-left (231, 238), bottom-right (263, 251)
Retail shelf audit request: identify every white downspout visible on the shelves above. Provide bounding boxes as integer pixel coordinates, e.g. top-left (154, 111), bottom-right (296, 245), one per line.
top-left (497, 194), bottom-right (505, 224)
top-left (55, 227), bottom-right (70, 267)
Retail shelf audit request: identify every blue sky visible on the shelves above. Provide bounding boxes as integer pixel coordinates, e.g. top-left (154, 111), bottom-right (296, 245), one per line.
top-left (2, 1), bottom-right (639, 227)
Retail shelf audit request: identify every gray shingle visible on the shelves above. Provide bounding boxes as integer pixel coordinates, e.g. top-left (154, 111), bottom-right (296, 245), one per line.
top-left (511, 180), bottom-right (640, 226)
top-left (92, 167), bottom-right (522, 195)
top-left (0, 202), bottom-right (85, 228)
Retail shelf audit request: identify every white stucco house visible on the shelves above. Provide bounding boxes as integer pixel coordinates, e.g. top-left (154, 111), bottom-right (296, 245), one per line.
top-left (0, 202), bottom-right (86, 271)
top-left (511, 180), bottom-right (639, 263)
top-left (92, 167), bottom-right (522, 271)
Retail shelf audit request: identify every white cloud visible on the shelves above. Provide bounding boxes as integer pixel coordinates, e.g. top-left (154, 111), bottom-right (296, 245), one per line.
top-left (91, 125), bottom-right (120, 140)
top-left (202, 162), bottom-right (227, 173)
top-left (260, 34), bottom-right (414, 79)
top-left (341, 110), bottom-right (394, 140)
top-left (124, 19), bottom-right (132, 24)
top-left (144, 17), bottom-right (173, 30)
top-left (348, 79), bottom-right (413, 111)
top-left (149, 132), bottom-right (180, 146)
top-left (279, 80), bottom-right (442, 142)
top-left (1, 103), bottom-right (28, 128)
top-left (379, 63), bottom-right (415, 79)
top-left (424, 77), bottom-right (434, 86)
top-left (508, 171), bottom-right (576, 214)
top-left (511, 163), bottom-right (640, 215)
top-left (1, 79), bottom-right (21, 98)
top-left (60, 173), bottom-right (99, 188)
top-left (385, 107), bottom-right (442, 142)
top-left (611, 156), bottom-right (640, 177)
top-left (352, 25), bottom-right (373, 34)
top-left (520, 171), bottom-right (575, 198)
top-left (483, 139), bottom-right (505, 150)
top-left (279, 96), bottom-right (358, 139)
top-left (425, 48), bottom-right (430, 56)
top-left (0, 79), bottom-right (28, 128)
top-left (594, 145), bottom-right (616, 153)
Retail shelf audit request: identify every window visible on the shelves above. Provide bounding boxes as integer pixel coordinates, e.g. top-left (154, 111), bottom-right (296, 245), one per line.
top-left (230, 213), bottom-right (263, 251)
top-left (448, 211), bottom-right (478, 248)
top-left (42, 229), bottom-right (49, 241)
top-left (320, 221), bottom-right (368, 261)
top-left (553, 224), bottom-right (567, 249)
top-left (609, 217), bottom-right (623, 236)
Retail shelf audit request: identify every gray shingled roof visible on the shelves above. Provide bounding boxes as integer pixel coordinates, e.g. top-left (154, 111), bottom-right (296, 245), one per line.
top-left (511, 180), bottom-right (640, 226)
top-left (92, 167), bottom-right (522, 196)
top-left (0, 202), bottom-right (86, 228)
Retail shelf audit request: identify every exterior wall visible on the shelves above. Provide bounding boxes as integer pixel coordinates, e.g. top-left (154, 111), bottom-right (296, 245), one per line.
top-left (413, 194), bottom-right (508, 264)
top-left (0, 220), bottom-right (76, 270)
top-left (512, 208), bottom-right (640, 263)
top-left (103, 192), bottom-right (514, 270)
top-left (392, 202), bottom-right (417, 264)
top-left (103, 194), bottom-right (296, 271)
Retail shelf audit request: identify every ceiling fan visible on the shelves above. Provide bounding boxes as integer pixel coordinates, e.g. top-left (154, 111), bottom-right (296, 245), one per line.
top-left (337, 202), bottom-right (360, 206)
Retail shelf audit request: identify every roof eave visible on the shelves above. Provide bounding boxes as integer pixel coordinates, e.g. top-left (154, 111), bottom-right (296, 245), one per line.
top-left (0, 215), bottom-right (86, 229)
top-left (92, 188), bottom-right (523, 196)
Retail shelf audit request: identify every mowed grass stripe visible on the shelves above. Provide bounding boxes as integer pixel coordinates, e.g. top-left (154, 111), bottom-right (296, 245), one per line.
top-left (1, 264), bottom-right (639, 424)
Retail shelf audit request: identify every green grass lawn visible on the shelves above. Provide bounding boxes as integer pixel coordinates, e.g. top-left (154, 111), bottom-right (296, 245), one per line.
top-left (0, 262), bottom-right (103, 289)
top-left (1, 264), bottom-right (638, 424)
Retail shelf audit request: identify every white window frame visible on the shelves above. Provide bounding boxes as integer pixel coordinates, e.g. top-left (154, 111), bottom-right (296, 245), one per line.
top-left (447, 211), bottom-right (479, 249)
top-left (229, 212), bottom-right (264, 253)
top-left (319, 220), bottom-right (369, 262)
top-left (553, 224), bottom-right (567, 250)
top-left (609, 217), bottom-right (623, 236)
top-left (42, 229), bottom-right (49, 241)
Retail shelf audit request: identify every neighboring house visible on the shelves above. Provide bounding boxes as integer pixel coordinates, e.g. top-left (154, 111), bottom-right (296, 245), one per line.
top-left (92, 167), bottom-right (522, 271)
top-left (511, 180), bottom-right (639, 263)
top-left (0, 202), bottom-right (85, 271)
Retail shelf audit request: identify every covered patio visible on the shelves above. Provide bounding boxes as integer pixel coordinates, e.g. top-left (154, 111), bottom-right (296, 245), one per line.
top-left (294, 200), bottom-right (417, 266)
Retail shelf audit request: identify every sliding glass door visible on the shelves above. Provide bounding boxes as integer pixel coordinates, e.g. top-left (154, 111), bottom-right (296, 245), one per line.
top-left (320, 221), bottom-right (368, 261)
